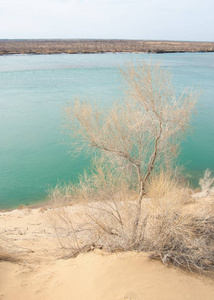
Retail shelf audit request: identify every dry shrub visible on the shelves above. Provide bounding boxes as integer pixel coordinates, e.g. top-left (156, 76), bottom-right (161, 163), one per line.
top-left (146, 212), bottom-right (214, 271)
top-left (47, 194), bottom-right (140, 257)
top-left (142, 173), bottom-right (214, 272)
top-left (48, 156), bottom-right (137, 207)
top-left (48, 184), bottom-right (75, 207)
top-left (48, 172), bottom-right (214, 273)
top-left (145, 171), bottom-right (189, 201)
top-left (144, 197), bottom-right (214, 271)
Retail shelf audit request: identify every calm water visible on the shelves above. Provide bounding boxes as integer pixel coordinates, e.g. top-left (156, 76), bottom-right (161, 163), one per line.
top-left (0, 53), bottom-right (214, 209)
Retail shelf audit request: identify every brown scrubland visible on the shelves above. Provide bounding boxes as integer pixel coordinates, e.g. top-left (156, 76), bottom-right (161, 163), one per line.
top-left (0, 39), bottom-right (214, 55)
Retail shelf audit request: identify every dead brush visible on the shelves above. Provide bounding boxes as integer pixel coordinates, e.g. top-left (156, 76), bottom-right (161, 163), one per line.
top-left (48, 196), bottom-right (214, 272)
top-left (48, 172), bottom-right (214, 273)
top-left (47, 192), bottom-right (142, 257)
top-left (146, 212), bottom-right (214, 272)
top-left (46, 158), bottom-right (140, 256)
top-left (143, 174), bottom-right (214, 272)
top-left (145, 171), bottom-right (190, 203)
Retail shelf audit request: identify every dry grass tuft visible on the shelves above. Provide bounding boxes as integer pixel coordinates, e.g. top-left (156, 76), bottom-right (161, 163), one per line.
top-left (145, 172), bottom-right (190, 203)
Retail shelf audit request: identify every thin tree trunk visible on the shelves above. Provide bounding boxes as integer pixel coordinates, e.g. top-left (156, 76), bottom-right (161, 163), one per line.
top-left (131, 122), bottom-right (162, 246)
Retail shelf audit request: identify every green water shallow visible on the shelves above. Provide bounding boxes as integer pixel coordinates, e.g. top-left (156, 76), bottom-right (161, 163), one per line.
top-left (0, 53), bottom-right (214, 209)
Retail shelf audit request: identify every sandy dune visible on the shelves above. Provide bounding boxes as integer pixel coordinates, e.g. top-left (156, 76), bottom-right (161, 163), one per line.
top-left (0, 206), bottom-right (214, 300)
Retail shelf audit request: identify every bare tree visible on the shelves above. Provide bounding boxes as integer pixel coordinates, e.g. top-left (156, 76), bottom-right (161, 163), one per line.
top-left (65, 62), bottom-right (197, 207)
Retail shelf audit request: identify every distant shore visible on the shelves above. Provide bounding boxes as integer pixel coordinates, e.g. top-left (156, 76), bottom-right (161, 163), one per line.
top-left (0, 39), bottom-right (214, 55)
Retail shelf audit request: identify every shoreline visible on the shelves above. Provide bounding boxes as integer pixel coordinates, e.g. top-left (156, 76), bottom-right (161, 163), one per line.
top-left (1, 39), bottom-right (214, 55)
top-left (1, 50), bottom-right (214, 57)
top-left (0, 198), bottom-right (49, 213)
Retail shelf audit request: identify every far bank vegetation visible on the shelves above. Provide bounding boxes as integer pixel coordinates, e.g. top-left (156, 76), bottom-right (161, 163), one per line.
top-left (48, 62), bottom-right (214, 274)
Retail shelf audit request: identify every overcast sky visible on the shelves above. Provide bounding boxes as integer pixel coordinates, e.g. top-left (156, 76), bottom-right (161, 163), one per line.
top-left (0, 0), bottom-right (213, 41)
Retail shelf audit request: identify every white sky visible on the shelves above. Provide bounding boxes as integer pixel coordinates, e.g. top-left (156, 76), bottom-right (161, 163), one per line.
top-left (0, 0), bottom-right (213, 41)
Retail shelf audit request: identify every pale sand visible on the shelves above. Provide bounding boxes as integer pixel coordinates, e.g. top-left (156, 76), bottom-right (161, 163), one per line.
top-left (0, 205), bottom-right (214, 300)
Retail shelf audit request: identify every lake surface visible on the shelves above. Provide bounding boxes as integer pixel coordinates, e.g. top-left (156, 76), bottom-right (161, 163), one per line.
top-left (0, 53), bottom-right (214, 209)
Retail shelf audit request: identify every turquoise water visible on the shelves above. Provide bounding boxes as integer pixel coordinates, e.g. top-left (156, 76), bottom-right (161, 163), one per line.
top-left (0, 53), bottom-right (214, 209)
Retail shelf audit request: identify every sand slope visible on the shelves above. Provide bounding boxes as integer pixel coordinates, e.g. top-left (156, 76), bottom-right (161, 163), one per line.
top-left (0, 207), bottom-right (214, 300)
top-left (1, 251), bottom-right (214, 300)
